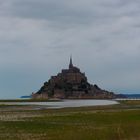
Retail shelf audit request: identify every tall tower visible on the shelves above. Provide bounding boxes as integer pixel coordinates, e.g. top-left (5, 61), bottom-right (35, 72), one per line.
top-left (69, 55), bottom-right (73, 69)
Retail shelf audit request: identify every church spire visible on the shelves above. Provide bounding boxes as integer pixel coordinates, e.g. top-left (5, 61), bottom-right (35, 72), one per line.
top-left (69, 55), bottom-right (73, 69)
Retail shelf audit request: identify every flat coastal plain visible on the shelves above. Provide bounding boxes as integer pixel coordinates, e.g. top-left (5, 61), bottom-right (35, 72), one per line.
top-left (0, 100), bottom-right (140, 140)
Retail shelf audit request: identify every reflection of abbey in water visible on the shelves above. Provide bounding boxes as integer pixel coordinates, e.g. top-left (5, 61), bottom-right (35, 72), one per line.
top-left (32, 57), bottom-right (116, 99)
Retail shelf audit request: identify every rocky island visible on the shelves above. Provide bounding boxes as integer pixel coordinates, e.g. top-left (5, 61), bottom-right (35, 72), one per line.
top-left (32, 57), bottom-right (116, 99)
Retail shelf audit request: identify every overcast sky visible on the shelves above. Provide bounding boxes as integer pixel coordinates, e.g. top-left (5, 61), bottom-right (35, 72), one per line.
top-left (0, 0), bottom-right (140, 98)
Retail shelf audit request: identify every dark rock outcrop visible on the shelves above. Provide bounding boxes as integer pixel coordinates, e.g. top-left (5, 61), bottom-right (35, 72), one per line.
top-left (32, 57), bottom-right (116, 99)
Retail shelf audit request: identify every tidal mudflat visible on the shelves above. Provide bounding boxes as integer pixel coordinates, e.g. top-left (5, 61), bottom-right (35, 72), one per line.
top-left (0, 100), bottom-right (140, 140)
top-left (0, 99), bottom-right (118, 109)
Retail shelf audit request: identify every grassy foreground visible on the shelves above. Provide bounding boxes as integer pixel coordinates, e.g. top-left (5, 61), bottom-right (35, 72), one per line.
top-left (0, 100), bottom-right (140, 140)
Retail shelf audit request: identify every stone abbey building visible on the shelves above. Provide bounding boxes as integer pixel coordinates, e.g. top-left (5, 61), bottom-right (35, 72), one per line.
top-left (32, 57), bottom-right (116, 99)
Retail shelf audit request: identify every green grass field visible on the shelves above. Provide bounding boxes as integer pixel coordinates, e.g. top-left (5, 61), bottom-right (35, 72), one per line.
top-left (0, 100), bottom-right (140, 140)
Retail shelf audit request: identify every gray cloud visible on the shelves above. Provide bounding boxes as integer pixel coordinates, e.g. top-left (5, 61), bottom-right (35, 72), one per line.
top-left (0, 0), bottom-right (140, 98)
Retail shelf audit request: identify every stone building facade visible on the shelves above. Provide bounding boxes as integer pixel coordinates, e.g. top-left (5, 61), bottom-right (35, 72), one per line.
top-left (32, 57), bottom-right (116, 99)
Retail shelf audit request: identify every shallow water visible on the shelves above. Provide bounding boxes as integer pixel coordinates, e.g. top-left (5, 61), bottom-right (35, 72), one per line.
top-left (0, 99), bottom-right (118, 109)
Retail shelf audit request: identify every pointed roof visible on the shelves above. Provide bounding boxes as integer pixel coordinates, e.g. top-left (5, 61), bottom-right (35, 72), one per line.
top-left (69, 55), bottom-right (73, 69)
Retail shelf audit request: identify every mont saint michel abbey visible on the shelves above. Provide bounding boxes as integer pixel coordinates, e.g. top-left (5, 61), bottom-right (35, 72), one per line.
top-left (32, 57), bottom-right (116, 99)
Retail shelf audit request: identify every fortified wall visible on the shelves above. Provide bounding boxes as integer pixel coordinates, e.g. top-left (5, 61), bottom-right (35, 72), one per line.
top-left (32, 57), bottom-right (116, 99)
